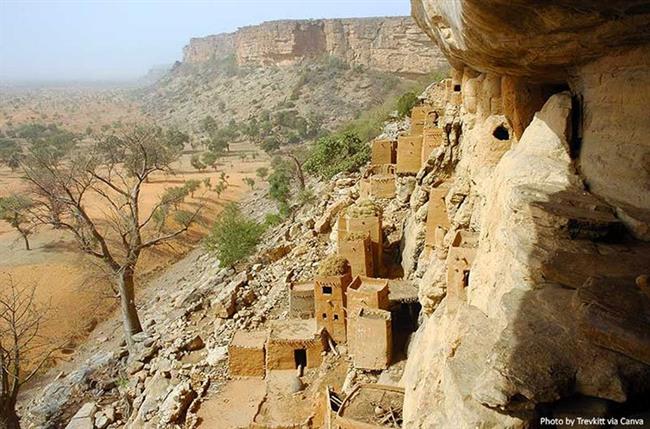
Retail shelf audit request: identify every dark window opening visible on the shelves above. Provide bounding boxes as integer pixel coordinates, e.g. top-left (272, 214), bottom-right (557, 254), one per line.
top-left (570, 94), bottom-right (583, 159)
top-left (294, 349), bottom-right (307, 368)
top-left (391, 302), bottom-right (422, 361)
top-left (453, 84), bottom-right (461, 92)
top-left (322, 313), bottom-right (327, 319)
top-left (493, 125), bottom-right (510, 141)
top-left (462, 270), bottom-right (471, 288)
top-left (322, 286), bottom-right (332, 295)
top-left (334, 314), bottom-right (339, 320)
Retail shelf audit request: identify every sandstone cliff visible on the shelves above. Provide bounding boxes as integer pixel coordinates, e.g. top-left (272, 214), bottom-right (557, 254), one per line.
top-left (396, 1), bottom-right (650, 427)
top-left (182, 17), bottom-right (447, 75)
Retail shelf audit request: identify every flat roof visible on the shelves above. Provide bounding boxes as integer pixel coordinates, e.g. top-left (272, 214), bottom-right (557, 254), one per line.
top-left (350, 276), bottom-right (389, 292)
top-left (290, 281), bottom-right (314, 292)
top-left (387, 279), bottom-right (419, 303)
top-left (359, 308), bottom-right (391, 320)
top-left (268, 318), bottom-right (320, 341)
top-left (231, 330), bottom-right (267, 348)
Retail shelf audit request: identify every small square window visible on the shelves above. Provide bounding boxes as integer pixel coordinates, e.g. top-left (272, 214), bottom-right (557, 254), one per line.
top-left (334, 314), bottom-right (339, 320)
top-left (322, 286), bottom-right (332, 294)
top-left (322, 313), bottom-right (327, 319)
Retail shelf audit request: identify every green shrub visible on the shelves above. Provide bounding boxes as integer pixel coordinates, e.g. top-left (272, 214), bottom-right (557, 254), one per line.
top-left (204, 203), bottom-right (266, 267)
top-left (256, 167), bottom-right (269, 178)
top-left (297, 188), bottom-right (316, 206)
top-left (303, 132), bottom-right (370, 179)
top-left (268, 166), bottom-right (292, 205)
top-left (264, 212), bottom-right (284, 227)
top-left (396, 91), bottom-right (419, 118)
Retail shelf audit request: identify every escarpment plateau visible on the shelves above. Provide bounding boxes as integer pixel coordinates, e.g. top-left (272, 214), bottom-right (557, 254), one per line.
top-left (182, 17), bottom-right (447, 75)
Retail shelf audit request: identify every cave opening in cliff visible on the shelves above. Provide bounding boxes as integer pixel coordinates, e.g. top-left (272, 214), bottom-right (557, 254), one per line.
top-left (493, 125), bottom-right (510, 141)
top-left (540, 82), bottom-right (583, 158)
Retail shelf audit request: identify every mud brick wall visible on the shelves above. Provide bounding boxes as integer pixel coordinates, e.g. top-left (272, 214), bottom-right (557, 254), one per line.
top-left (396, 135), bottom-right (423, 174)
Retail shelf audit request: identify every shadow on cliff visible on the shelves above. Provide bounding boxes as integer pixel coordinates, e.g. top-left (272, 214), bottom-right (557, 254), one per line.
top-left (499, 175), bottom-right (650, 427)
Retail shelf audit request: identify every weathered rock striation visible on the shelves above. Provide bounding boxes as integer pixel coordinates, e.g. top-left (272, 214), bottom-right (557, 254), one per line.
top-left (398, 1), bottom-right (650, 428)
top-left (182, 17), bottom-right (447, 74)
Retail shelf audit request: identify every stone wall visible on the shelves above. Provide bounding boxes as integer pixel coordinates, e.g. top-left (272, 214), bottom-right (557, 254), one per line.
top-left (182, 17), bottom-right (447, 74)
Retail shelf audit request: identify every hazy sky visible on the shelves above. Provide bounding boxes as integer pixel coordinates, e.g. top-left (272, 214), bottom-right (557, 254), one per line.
top-left (0, 0), bottom-right (410, 82)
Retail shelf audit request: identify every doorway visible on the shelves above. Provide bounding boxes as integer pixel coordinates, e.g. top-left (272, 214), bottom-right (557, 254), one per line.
top-left (294, 348), bottom-right (307, 368)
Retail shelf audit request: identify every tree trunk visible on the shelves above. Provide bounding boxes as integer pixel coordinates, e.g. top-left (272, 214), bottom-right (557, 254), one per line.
top-left (21, 234), bottom-right (30, 251)
top-left (117, 267), bottom-right (143, 349)
top-left (16, 228), bottom-right (30, 251)
top-left (0, 401), bottom-right (20, 429)
top-left (288, 155), bottom-right (306, 190)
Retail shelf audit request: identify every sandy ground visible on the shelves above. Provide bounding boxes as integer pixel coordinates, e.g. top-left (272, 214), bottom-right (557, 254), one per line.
top-left (0, 88), bottom-right (143, 134)
top-left (195, 379), bottom-right (267, 428)
top-left (0, 142), bottom-right (268, 364)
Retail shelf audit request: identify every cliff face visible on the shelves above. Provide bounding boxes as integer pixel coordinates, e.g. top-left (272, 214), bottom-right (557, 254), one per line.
top-left (183, 34), bottom-right (235, 64)
top-left (182, 17), bottom-right (447, 74)
top-left (395, 1), bottom-right (650, 428)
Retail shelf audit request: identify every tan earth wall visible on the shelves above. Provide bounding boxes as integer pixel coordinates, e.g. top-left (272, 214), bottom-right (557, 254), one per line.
top-left (396, 135), bottom-right (424, 174)
top-left (342, 216), bottom-right (383, 275)
top-left (371, 139), bottom-right (395, 165)
top-left (350, 310), bottom-right (392, 370)
top-left (421, 127), bottom-right (444, 163)
top-left (347, 286), bottom-right (390, 316)
top-left (266, 339), bottom-right (325, 370)
top-left (315, 274), bottom-right (351, 343)
top-left (289, 289), bottom-right (315, 319)
top-left (338, 237), bottom-right (374, 278)
top-left (229, 345), bottom-right (266, 377)
top-left (424, 185), bottom-right (450, 248)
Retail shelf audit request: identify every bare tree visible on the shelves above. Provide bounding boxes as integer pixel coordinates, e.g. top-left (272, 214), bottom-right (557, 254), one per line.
top-left (22, 126), bottom-right (202, 348)
top-left (0, 275), bottom-right (54, 429)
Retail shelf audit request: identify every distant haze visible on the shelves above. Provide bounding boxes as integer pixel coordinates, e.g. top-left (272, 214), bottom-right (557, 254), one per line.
top-left (0, 0), bottom-right (410, 83)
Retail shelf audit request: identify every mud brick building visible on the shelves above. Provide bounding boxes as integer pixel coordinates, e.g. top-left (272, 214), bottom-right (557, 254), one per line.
top-left (350, 308), bottom-right (392, 370)
top-left (424, 185), bottom-right (451, 251)
top-left (346, 276), bottom-right (390, 315)
top-left (346, 276), bottom-right (392, 370)
top-left (359, 165), bottom-right (396, 199)
top-left (289, 280), bottom-right (315, 319)
top-left (314, 268), bottom-right (352, 344)
top-left (338, 201), bottom-right (384, 276)
top-left (410, 104), bottom-right (434, 135)
top-left (338, 233), bottom-right (374, 278)
top-left (421, 126), bottom-right (444, 164)
top-left (266, 319), bottom-right (328, 371)
top-left (396, 134), bottom-right (424, 174)
top-left (370, 138), bottom-right (396, 165)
